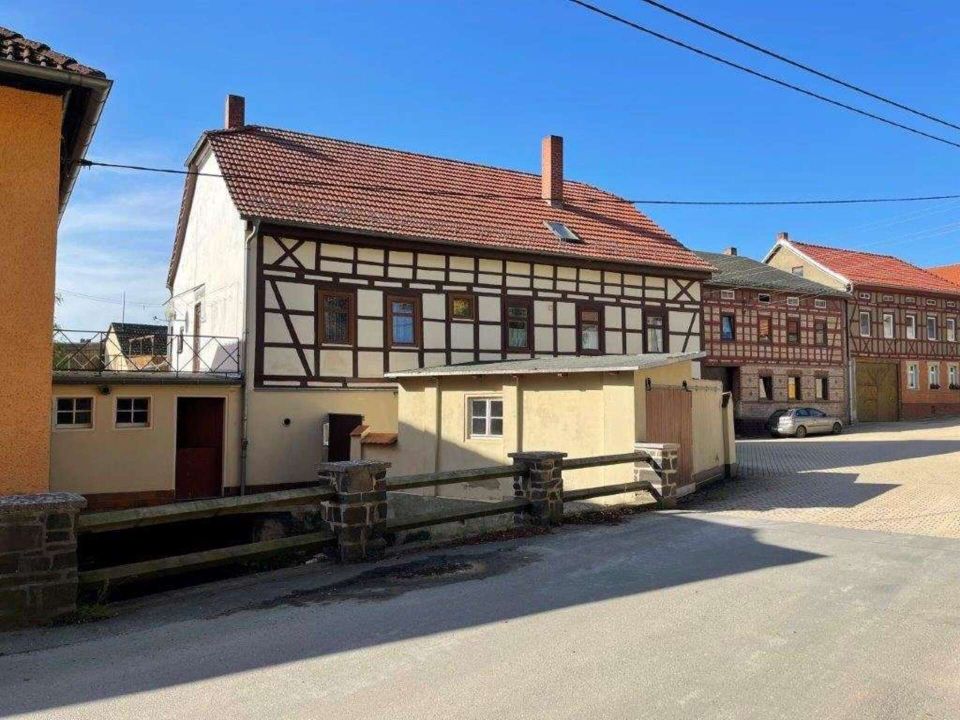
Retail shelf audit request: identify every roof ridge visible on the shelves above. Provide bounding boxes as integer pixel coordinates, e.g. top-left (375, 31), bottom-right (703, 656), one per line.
top-left (791, 238), bottom-right (897, 260)
top-left (205, 124), bottom-right (629, 200)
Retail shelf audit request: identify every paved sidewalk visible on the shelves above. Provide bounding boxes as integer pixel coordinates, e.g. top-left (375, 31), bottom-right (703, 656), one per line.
top-left (690, 417), bottom-right (960, 538)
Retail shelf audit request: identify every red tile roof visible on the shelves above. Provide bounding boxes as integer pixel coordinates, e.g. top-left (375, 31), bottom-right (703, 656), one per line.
top-left (203, 126), bottom-right (712, 274)
top-left (789, 240), bottom-right (960, 296)
top-left (0, 26), bottom-right (105, 78)
top-left (929, 263), bottom-right (960, 288)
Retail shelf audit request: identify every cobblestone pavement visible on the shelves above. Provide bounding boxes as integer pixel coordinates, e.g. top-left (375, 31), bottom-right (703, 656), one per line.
top-left (688, 416), bottom-right (960, 538)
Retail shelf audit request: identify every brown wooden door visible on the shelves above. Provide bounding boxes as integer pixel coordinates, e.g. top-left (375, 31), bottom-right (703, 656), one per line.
top-left (327, 413), bottom-right (362, 462)
top-left (645, 387), bottom-right (694, 486)
top-left (176, 397), bottom-right (225, 500)
top-left (856, 362), bottom-right (899, 422)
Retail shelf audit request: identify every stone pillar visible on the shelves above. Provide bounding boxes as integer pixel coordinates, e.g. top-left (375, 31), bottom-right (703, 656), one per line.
top-left (510, 451), bottom-right (566, 525)
top-left (634, 443), bottom-right (680, 509)
top-left (0, 493), bottom-right (86, 628)
top-left (318, 460), bottom-right (390, 562)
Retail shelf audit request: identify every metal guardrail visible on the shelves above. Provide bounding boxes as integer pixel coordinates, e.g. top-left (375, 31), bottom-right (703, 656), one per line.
top-left (53, 329), bottom-right (241, 376)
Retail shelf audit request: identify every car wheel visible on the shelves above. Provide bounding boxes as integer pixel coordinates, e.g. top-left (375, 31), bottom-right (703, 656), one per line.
top-left (832, 422), bottom-right (842, 435)
top-left (769, 432), bottom-right (779, 438)
top-left (795, 425), bottom-right (808, 439)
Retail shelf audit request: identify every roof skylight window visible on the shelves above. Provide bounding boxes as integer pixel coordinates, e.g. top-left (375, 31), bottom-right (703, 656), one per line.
top-left (544, 220), bottom-right (581, 243)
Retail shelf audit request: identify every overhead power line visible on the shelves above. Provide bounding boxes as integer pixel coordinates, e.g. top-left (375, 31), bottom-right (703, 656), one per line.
top-left (79, 159), bottom-right (960, 207)
top-left (636, 0), bottom-right (960, 132)
top-left (565, 0), bottom-right (960, 151)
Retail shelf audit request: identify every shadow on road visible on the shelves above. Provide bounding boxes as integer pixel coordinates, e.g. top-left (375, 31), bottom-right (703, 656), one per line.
top-left (0, 512), bottom-right (823, 715)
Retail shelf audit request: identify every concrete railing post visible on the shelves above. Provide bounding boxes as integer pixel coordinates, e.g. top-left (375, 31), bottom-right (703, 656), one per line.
top-left (318, 460), bottom-right (391, 562)
top-left (0, 493), bottom-right (86, 628)
top-left (509, 451), bottom-right (567, 525)
top-left (634, 443), bottom-right (681, 509)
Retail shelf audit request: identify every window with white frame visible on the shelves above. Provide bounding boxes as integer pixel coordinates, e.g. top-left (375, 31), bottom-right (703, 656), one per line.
top-left (859, 311), bottom-right (871, 336)
top-left (929, 363), bottom-right (941, 389)
top-left (907, 362), bottom-right (919, 390)
top-left (115, 397), bottom-right (150, 428)
top-left (882, 313), bottom-right (894, 339)
top-left (949, 363), bottom-right (959, 388)
top-left (906, 315), bottom-right (917, 340)
top-left (927, 314), bottom-right (938, 341)
top-left (55, 397), bottom-right (93, 429)
top-left (948, 318), bottom-right (956, 342)
top-left (786, 296), bottom-right (800, 307)
top-left (468, 397), bottom-right (503, 438)
top-left (814, 299), bottom-right (827, 309)
top-left (720, 289), bottom-right (735, 301)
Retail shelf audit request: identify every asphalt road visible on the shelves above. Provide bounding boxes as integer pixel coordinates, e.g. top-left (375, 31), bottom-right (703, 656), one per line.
top-left (3, 507), bottom-right (960, 719)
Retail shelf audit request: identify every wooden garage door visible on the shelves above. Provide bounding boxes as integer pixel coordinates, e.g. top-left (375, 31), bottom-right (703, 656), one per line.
top-left (856, 362), bottom-right (899, 422)
top-left (645, 387), bottom-right (694, 486)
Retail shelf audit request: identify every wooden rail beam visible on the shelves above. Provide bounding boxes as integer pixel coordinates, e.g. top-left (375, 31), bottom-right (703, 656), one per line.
top-left (386, 465), bottom-right (516, 492)
top-left (78, 486), bottom-right (336, 534)
top-left (79, 530), bottom-right (334, 586)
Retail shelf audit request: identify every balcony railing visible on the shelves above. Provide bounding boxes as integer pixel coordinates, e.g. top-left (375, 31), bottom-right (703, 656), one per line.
top-left (53, 329), bottom-right (241, 376)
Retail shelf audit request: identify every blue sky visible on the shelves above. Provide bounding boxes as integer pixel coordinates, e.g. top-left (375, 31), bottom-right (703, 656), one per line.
top-left (5, 0), bottom-right (960, 329)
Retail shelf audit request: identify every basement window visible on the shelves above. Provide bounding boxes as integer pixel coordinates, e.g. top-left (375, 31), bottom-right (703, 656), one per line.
top-left (544, 221), bottom-right (581, 243)
top-left (468, 397), bottom-right (503, 438)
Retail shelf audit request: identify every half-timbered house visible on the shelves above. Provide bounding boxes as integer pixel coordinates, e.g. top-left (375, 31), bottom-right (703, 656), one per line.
top-left (696, 248), bottom-right (850, 434)
top-left (765, 234), bottom-right (960, 422)
top-left (166, 95), bottom-right (714, 491)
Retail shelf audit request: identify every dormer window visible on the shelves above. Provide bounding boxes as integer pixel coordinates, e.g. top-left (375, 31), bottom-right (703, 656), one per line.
top-left (544, 221), bottom-right (581, 243)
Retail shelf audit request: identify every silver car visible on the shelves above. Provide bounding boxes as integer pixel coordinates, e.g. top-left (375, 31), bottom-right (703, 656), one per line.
top-left (767, 408), bottom-right (843, 438)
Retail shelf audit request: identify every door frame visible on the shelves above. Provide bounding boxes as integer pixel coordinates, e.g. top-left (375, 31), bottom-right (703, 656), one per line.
top-left (173, 395), bottom-right (227, 499)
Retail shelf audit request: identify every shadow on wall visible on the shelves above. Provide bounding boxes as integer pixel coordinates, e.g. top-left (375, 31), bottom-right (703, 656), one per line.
top-left (0, 513), bottom-right (823, 715)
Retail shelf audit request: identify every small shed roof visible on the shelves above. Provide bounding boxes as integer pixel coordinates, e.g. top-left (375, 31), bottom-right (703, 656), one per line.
top-left (386, 351), bottom-right (705, 379)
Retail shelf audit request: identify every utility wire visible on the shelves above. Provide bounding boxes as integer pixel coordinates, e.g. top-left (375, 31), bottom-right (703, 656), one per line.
top-left (636, 0), bottom-right (960, 132)
top-left (566, 0), bottom-right (960, 151)
top-left (79, 159), bottom-right (960, 207)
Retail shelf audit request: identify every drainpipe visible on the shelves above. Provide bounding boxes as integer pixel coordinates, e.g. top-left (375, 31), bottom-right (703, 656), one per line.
top-left (239, 219), bottom-right (261, 495)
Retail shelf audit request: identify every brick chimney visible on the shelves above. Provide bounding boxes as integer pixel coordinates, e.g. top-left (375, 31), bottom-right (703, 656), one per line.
top-left (541, 135), bottom-right (563, 208)
top-left (777, 231), bottom-right (789, 241)
top-left (225, 94), bottom-right (245, 130)
top-left (724, 247), bottom-right (738, 256)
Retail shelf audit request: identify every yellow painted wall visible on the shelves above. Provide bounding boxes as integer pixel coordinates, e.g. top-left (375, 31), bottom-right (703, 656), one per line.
top-left (50, 383), bottom-right (242, 496)
top-left (766, 244), bottom-right (847, 290)
top-left (0, 85), bottom-right (62, 494)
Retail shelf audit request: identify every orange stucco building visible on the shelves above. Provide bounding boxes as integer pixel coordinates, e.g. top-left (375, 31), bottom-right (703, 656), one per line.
top-left (0, 28), bottom-right (110, 493)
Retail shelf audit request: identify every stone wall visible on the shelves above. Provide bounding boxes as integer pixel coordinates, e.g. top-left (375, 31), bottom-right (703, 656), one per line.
top-left (736, 363), bottom-right (848, 433)
top-left (0, 493), bottom-right (85, 628)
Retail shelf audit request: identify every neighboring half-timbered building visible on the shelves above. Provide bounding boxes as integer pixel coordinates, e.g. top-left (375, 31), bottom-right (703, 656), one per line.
top-left (166, 95), bottom-right (713, 490)
top-left (765, 235), bottom-right (960, 422)
top-left (696, 248), bottom-right (850, 434)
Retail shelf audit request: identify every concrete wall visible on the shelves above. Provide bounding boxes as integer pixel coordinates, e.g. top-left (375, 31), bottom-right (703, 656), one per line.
top-left (374, 360), bottom-right (730, 504)
top-left (50, 383), bottom-right (241, 507)
top-left (244, 387), bottom-right (398, 488)
top-left (0, 85), bottom-right (62, 495)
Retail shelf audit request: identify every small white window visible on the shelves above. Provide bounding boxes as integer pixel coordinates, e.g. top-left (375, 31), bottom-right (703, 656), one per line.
top-left (907, 363), bottom-right (919, 390)
top-left (55, 397), bottom-right (93, 429)
top-left (906, 315), bottom-right (917, 340)
top-left (786, 296), bottom-right (800, 307)
top-left (929, 363), bottom-right (941, 389)
top-left (906, 296), bottom-right (916, 305)
top-left (859, 292), bottom-right (871, 301)
top-left (116, 397), bottom-right (150, 428)
top-left (927, 314), bottom-right (938, 341)
top-left (814, 299), bottom-right (827, 309)
top-left (720, 289), bottom-right (735, 301)
top-left (882, 294), bottom-right (894, 302)
top-left (947, 300), bottom-right (957, 309)
top-left (883, 313), bottom-right (894, 339)
top-left (859, 311), bottom-right (871, 336)
top-left (758, 293), bottom-right (771, 304)
top-left (947, 318), bottom-right (956, 342)
top-left (468, 397), bottom-right (503, 438)
top-left (926, 298), bottom-right (937, 306)
top-left (948, 364), bottom-right (958, 388)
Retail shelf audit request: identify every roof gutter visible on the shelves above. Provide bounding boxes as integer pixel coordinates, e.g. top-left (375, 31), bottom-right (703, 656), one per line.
top-left (0, 58), bottom-right (113, 222)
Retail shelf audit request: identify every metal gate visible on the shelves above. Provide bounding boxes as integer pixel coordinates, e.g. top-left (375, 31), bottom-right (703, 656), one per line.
top-left (645, 386), bottom-right (694, 486)
top-left (855, 361), bottom-right (899, 422)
